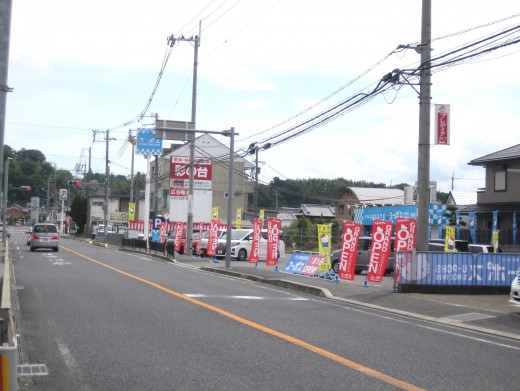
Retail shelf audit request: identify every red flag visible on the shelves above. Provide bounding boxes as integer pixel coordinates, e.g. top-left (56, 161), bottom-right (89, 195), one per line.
top-left (395, 218), bottom-right (416, 252)
top-left (367, 220), bottom-right (393, 283)
top-left (159, 222), bottom-right (166, 243)
top-left (338, 221), bottom-right (362, 280)
top-left (206, 219), bottom-right (220, 256)
top-left (173, 222), bottom-right (184, 252)
top-left (266, 218), bottom-right (281, 266)
top-left (249, 219), bottom-right (263, 263)
top-left (394, 218), bottom-right (416, 284)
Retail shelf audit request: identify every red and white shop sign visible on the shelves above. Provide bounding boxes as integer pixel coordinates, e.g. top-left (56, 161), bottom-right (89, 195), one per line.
top-left (434, 104), bottom-right (450, 145)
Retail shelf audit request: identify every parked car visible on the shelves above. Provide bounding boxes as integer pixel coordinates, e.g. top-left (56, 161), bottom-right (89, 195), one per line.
top-left (92, 224), bottom-right (113, 239)
top-left (166, 229), bottom-right (201, 255)
top-left (331, 236), bottom-right (395, 275)
top-left (509, 268), bottom-right (520, 306)
top-left (198, 229), bottom-right (226, 256)
top-left (428, 239), bottom-right (470, 252)
top-left (30, 223), bottom-right (60, 252)
top-left (215, 229), bottom-right (286, 261)
top-left (468, 243), bottom-right (497, 254)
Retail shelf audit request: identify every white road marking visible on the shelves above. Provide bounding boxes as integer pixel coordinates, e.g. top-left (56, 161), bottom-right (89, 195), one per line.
top-left (183, 294), bottom-right (309, 301)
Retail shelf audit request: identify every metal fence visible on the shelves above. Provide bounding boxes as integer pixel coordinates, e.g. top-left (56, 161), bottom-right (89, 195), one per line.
top-left (120, 239), bottom-right (176, 259)
top-left (397, 251), bottom-right (520, 287)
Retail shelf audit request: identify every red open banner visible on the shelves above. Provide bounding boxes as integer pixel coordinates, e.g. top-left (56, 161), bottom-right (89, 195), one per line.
top-left (173, 222), bottom-right (184, 252)
top-left (266, 218), bottom-right (281, 266)
top-left (367, 220), bottom-right (393, 283)
top-left (206, 219), bottom-right (220, 256)
top-left (249, 219), bottom-right (263, 263)
top-left (394, 218), bottom-right (416, 284)
top-left (338, 221), bottom-right (362, 280)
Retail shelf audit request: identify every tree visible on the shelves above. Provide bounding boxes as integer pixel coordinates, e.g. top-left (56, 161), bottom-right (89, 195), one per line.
top-left (69, 194), bottom-right (87, 234)
top-left (443, 204), bottom-right (466, 227)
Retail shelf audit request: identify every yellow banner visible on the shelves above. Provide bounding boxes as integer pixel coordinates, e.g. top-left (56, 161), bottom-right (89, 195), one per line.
top-left (493, 230), bottom-right (499, 253)
top-left (259, 209), bottom-right (264, 221)
top-left (212, 207), bottom-right (219, 221)
top-left (445, 226), bottom-right (456, 252)
top-left (318, 224), bottom-right (332, 270)
top-left (128, 203), bottom-right (135, 222)
top-left (235, 208), bottom-right (242, 229)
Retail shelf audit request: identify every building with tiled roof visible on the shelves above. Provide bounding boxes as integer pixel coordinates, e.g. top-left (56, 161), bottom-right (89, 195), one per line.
top-left (334, 187), bottom-right (406, 222)
top-left (463, 144), bottom-right (520, 247)
top-left (445, 191), bottom-right (477, 207)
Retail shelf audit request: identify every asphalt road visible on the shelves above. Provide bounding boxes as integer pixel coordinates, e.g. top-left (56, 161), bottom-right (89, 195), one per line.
top-left (9, 232), bottom-right (520, 390)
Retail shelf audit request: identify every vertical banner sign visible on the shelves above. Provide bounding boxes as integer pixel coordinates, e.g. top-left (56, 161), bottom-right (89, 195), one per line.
top-left (395, 218), bottom-right (417, 252)
top-left (394, 218), bottom-right (417, 285)
top-left (211, 207), bottom-right (219, 221)
top-left (367, 220), bottom-right (393, 283)
top-left (174, 222), bottom-right (184, 252)
top-left (513, 212), bottom-right (517, 246)
top-left (235, 208), bottom-right (242, 229)
top-left (206, 219), bottom-right (220, 256)
top-left (492, 210), bottom-right (498, 244)
top-left (317, 224), bottom-right (332, 271)
top-left (266, 218), bottom-right (281, 266)
top-left (259, 209), bottom-right (265, 222)
top-left (455, 209), bottom-right (460, 240)
top-left (445, 226), bottom-right (456, 252)
top-left (249, 219), bottom-right (263, 264)
top-left (434, 104), bottom-right (450, 145)
top-left (159, 222), bottom-right (166, 243)
top-left (338, 221), bottom-right (362, 281)
top-left (469, 212), bottom-right (477, 244)
top-left (493, 230), bottom-right (500, 253)
top-left (128, 203), bottom-right (136, 222)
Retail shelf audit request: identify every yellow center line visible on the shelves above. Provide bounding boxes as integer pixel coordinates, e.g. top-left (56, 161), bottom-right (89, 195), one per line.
top-left (63, 245), bottom-right (426, 391)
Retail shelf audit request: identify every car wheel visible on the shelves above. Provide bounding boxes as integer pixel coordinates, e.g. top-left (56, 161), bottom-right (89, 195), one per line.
top-left (332, 260), bottom-right (340, 274)
top-left (53, 247), bottom-right (59, 252)
top-left (355, 269), bottom-right (362, 274)
top-left (237, 249), bottom-right (248, 261)
top-left (30, 247), bottom-right (35, 252)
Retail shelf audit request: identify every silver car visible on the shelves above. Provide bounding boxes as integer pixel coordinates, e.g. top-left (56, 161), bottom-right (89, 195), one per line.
top-left (30, 224), bottom-right (60, 252)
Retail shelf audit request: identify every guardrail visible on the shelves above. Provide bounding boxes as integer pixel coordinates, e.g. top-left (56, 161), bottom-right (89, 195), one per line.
top-left (0, 241), bottom-right (18, 390)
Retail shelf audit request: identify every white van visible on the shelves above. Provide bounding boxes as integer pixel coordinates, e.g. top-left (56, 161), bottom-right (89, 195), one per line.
top-left (216, 229), bottom-right (286, 261)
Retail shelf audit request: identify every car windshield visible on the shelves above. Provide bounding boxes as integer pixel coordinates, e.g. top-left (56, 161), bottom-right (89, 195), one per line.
top-left (34, 225), bottom-right (58, 234)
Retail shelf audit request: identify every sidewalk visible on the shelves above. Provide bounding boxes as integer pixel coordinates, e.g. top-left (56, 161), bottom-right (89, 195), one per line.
top-left (172, 254), bottom-right (520, 340)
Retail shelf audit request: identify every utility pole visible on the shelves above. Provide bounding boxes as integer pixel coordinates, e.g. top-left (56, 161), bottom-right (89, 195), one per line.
top-left (167, 27), bottom-right (200, 253)
top-left (0, 0), bottom-right (14, 233)
top-left (416, 0), bottom-right (432, 252)
top-left (254, 147), bottom-right (259, 218)
top-left (104, 129), bottom-right (110, 239)
top-left (248, 142), bottom-right (271, 219)
top-left (129, 132), bottom-right (135, 204)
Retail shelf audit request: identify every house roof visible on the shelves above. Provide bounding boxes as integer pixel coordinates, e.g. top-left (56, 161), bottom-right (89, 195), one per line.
top-left (460, 202), bottom-right (520, 214)
top-left (347, 187), bottom-right (405, 205)
top-left (296, 204), bottom-right (335, 218)
top-left (446, 191), bottom-right (477, 206)
top-left (468, 144), bottom-right (520, 166)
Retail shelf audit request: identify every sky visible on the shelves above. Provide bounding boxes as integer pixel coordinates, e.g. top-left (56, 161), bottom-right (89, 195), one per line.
top-left (5, 0), bottom-right (520, 196)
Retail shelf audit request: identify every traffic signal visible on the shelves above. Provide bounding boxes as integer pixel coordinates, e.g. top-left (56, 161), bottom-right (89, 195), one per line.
top-left (68, 180), bottom-right (82, 187)
top-left (19, 185), bottom-right (31, 191)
